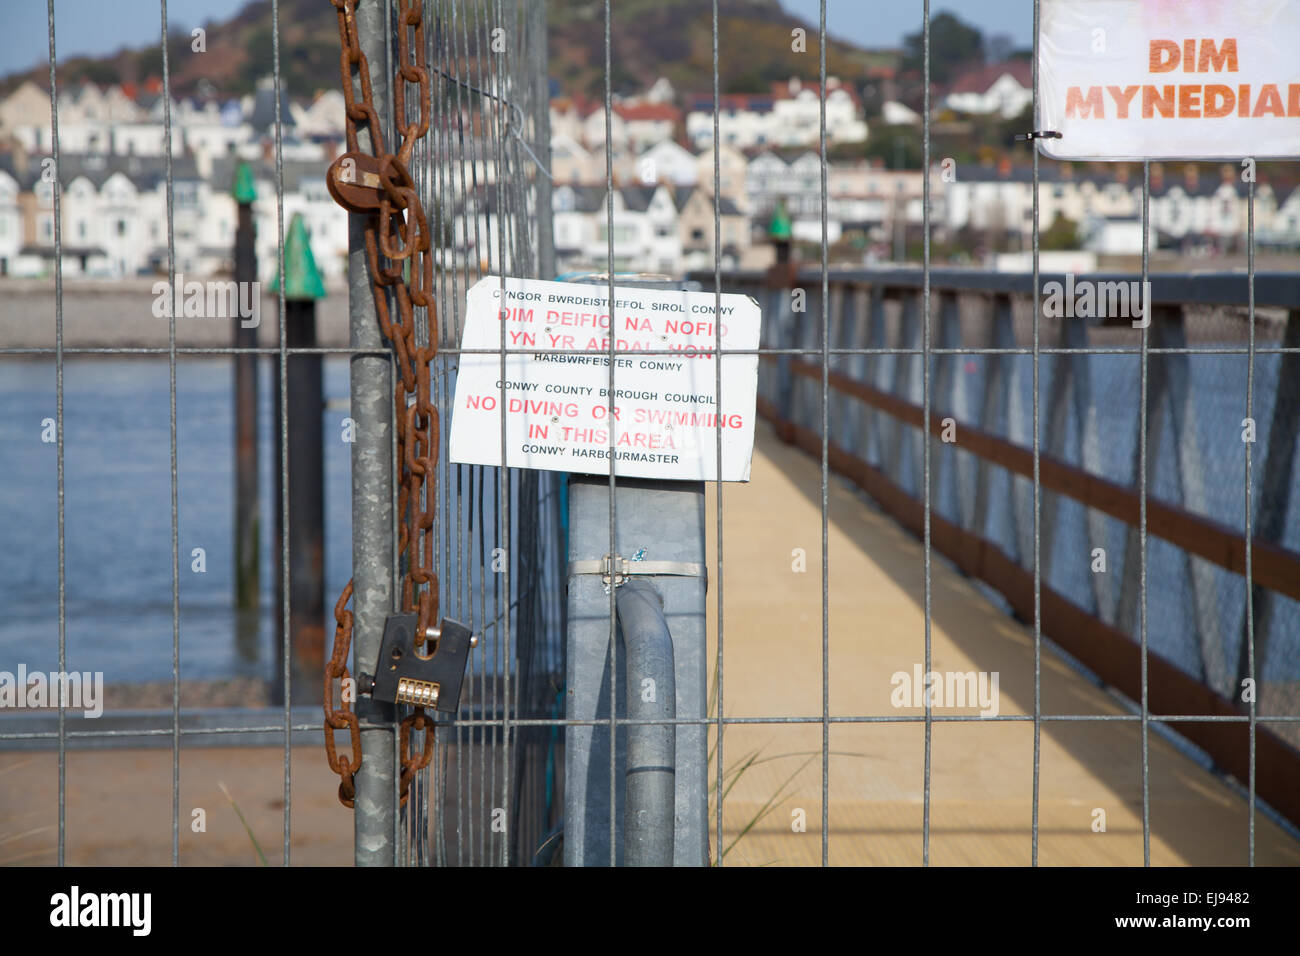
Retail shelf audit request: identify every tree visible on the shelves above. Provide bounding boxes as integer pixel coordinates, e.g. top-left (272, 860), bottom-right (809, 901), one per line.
top-left (901, 12), bottom-right (985, 85)
top-left (865, 127), bottom-right (922, 170)
top-left (724, 70), bottom-right (767, 94)
top-left (984, 32), bottom-right (1015, 64)
top-left (1041, 214), bottom-right (1081, 251)
top-left (136, 25), bottom-right (191, 83)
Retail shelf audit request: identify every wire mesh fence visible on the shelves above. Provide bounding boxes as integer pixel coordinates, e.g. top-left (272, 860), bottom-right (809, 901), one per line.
top-left (5, 0), bottom-right (1298, 868)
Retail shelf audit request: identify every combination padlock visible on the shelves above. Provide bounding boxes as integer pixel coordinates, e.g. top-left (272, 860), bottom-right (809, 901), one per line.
top-left (361, 614), bottom-right (476, 713)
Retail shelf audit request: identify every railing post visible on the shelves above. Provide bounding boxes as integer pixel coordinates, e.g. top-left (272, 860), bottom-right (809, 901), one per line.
top-left (1038, 311), bottom-right (1073, 595)
top-left (827, 281), bottom-right (851, 449)
top-left (795, 282), bottom-right (822, 434)
top-left (1038, 306), bottom-right (1108, 606)
top-left (1006, 299), bottom-right (1033, 570)
top-left (862, 286), bottom-right (886, 466)
top-left (888, 291), bottom-right (921, 491)
top-left (1116, 305), bottom-right (1223, 688)
top-left (1065, 314), bottom-right (1109, 620)
top-left (971, 295), bottom-right (1015, 547)
top-left (775, 283), bottom-right (797, 438)
top-left (837, 284), bottom-right (868, 454)
top-left (932, 292), bottom-right (962, 523)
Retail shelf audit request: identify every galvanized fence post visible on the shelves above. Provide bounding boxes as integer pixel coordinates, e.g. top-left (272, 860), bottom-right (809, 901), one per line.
top-left (349, 0), bottom-right (396, 867)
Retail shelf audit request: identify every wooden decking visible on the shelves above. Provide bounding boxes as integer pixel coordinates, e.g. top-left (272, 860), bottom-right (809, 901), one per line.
top-left (705, 421), bottom-right (1300, 866)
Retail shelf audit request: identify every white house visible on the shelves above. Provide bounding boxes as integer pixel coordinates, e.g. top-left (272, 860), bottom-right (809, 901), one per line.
top-left (631, 140), bottom-right (697, 188)
top-left (1264, 187), bottom-right (1300, 246)
top-left (939, 161), bottom-right (1033, 237)
top-left (0, 169), bottom-right (23, 275)
top-left (295, 89), bottom-right (346, 138)
top-left (547, 184), bottom-right (681, 275)
top-left (944, 62), bottom-right (1033, 119)
top-left (769, 78), bottom-right (867, 146)
top-left (881, 100), bottom-right (921, 125)
top-left (685, 92), bottom-right (773, 150)
top-left (612, 103), bottom-right (681, 153)
top-left (552, 184), bottom-right (605, 272)
top-left (745, 150), bottom-right (825, 218)
top-left (1149, 172), bottom-right (1270, 245)
top-left (582, 106), bottom-right (627, 151)
top-left (1079, 215), bottom-right (1151, 255)
top-left (245, 159), bottom-right (348, 281)
top-left (685, 78), bottom-right (867, 150)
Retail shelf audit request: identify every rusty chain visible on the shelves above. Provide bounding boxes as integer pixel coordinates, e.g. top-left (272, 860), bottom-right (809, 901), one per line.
top-left (323, 0), bottom-right (439, 809)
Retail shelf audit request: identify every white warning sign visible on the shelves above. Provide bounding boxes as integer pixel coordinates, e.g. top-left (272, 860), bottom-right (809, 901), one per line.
top-left (449, 276), bottom-right (761, 481)
top-left (1039, 0), bottom-right (1300, 160)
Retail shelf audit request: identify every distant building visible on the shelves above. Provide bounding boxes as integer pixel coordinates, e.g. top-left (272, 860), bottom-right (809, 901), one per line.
top-left (630, 139), bottom-right (697, 187)
top-left (685, 77), bottom-right (867, 150)
top-left (745, 150), bottom-right (824, 218)
top-left (583, 102), bottom-right (681, 154)
top-left (675, 186), bottom-right (746, 272)
top-left (550, 132), bottom-right (599, 185)
top-left (943, 62), bottom-right (1033, 119)
top-left (881, 100), bottom-right (920, 126)
top-left (692, 144), bottom-right (749, 205)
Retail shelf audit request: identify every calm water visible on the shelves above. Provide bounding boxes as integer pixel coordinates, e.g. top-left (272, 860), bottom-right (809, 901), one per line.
top-left (0, 357), bottom-right (354, 683)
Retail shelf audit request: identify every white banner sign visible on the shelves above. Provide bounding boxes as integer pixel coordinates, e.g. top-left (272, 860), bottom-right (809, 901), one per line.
top-left (1039, 0), bottom-right (1300, 160)
top-left (449, 277), bottom-right (761, 481)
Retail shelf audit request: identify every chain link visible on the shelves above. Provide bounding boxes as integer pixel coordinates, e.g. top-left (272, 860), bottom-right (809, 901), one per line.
top-left (324, 0), bottom-right (440, 809)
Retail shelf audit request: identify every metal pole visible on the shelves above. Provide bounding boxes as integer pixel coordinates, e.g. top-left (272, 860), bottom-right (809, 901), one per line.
top-left (350, 0), bottom-right (396, 867)
top-left (233, 172), bottom-right (260, 638)
top-left (616, 580), bottom-right (676, 866)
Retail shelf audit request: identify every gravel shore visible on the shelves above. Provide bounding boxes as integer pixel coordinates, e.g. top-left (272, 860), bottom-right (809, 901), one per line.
top-left (0, 279), bottom-right (351, 350)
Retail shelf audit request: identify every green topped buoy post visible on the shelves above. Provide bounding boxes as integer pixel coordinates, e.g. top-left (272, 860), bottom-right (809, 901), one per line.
top-left (271, 212), bottom-right (328, 706)
top-left (764, 200), bottom-right (797, 290)
top-left (768, 199), bottom-right (793, 265)
top-left (233, 162), bottom-right (261, 656)
top-left (764, 200), bottom-right (798, 444)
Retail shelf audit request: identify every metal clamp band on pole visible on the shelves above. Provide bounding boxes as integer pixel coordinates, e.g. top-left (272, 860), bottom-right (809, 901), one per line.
top-left (1014, 129), bottom-right (1062, 142)
top-left (569, 554), bottom-right (707, 590)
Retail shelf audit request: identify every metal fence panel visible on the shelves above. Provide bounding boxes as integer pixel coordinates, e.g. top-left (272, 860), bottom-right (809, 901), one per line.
top-left (9, 0), bottom-right (1297, 868)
